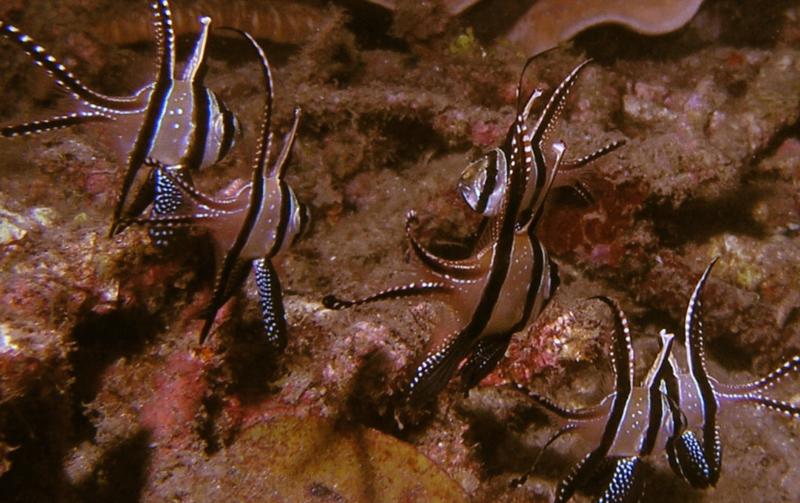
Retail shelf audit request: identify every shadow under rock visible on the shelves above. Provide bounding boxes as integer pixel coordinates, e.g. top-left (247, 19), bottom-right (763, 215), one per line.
top-left (70, 308), bottom-right (158, 439)
top-left (73, 430), bottom-right (151, 503)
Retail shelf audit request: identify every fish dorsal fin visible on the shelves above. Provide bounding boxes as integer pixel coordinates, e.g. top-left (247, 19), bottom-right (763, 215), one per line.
top-left (514, 45), bottom-right (560, 117)
top-left (593, 296), bottom-right (634, 396)
top-left (199, 29), bottom-right (280, 344)
top-left (109, 0), bottom-right (179, 235)
top-left (530, 59), bottom-right (592, 147)
top-left (644, 330), bottom-right (675, 389)
top-left (181, 16), bottom-right (211, 82)
top-left (269, 108), bottom-right (302, 180)
top-left (684, 258), bottom-right (717, 379)
top-left (521, 140), bottom-right (566, 232)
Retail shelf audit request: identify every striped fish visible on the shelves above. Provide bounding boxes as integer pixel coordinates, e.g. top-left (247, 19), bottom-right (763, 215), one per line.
top-left (513, 297), bottom-right (677, 502)
top-left (513, 262), bottom-right (800, 501)
top-left (451, 60), bottom-right (624, 390)
top-left (662, 258), bottom-right (800, 489)
top-left (458, 59), bottom-right (623, 229)
top-left (324, 199), bottom-right (561, 404)
top-left (0, 0), bottom-right (241, 234)
top-left (124, 30), bottom-right (309, 349)
top-left (323, 61), bottom-right (621, 404)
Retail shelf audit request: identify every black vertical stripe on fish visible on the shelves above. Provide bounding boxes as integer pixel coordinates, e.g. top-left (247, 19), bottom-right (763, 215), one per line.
top-left (511, 233), bottom-right (547, 333)
top-left (110, 0), bottom-right (177, 235)
top-left (475, 151), bottom-right (498, 214)
top-left (684, 260), bottom-right (721, 477)
top-left (292, 202), bottom-right (310, 246)
top-left (662, 354), bottom-right (684, 441)
top-left (598, 375), bottom-right (632, 456)
top-left (592, 296), bottom-right (634, 451)
top-left (110, 83), bottom-right (173, 235)
top-left (216, 106), bottom-right (237, 163)
top-left (199, 27), bottom-right (274, 344)
top-left (641, 332), bottom-right (674, 456)
top-left (460, 233), bottom-right (551, 390)
top-left (182, 84), bottom-right (211, 170)
top-left (460, 134), bottom-right (524, 337)
top-left (267, 182), bottom-right (292, 257)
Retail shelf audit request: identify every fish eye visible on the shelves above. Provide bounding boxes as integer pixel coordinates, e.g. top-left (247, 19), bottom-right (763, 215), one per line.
top-left (212, 114), bottom-right (226, 140)
top-left (210, 108), bottom-right (240, 164)
top-left (291, 201), bottom-right (311, 245)
top-left (458, 155), bottom-right (490, 211)
top-left (231, 114), bottom-right (243, 140)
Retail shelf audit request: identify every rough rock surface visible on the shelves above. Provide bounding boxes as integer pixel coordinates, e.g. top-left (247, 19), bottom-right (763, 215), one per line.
top-left (1, 0), bottom-right (799, 502)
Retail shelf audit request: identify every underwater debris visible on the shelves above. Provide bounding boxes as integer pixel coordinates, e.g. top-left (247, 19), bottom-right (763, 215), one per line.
top-left (506, 0), bottom-right (705, 55)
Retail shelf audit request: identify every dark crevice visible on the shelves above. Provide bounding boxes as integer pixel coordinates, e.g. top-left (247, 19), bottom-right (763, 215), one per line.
top-left (198, 392), bottom-right (224, 455)
top-left (462, 407), bottom-right (535, 476)
top-left (69, 309), bottom-right (158, 439)
top-left (340, 0), bottom-right (405, 52)
top-left (72, 431), bottom-right (151, 503)
top-left (464, 0), bottom-right (535, 44)
top-left (0, 392), bottom-right (74, 502)
top-left (344, 349), bottom-right (401, 434)
top-left (648, 187), bottom-right (768, 248)
top-left (219, 314), bottom-right (284, 405)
